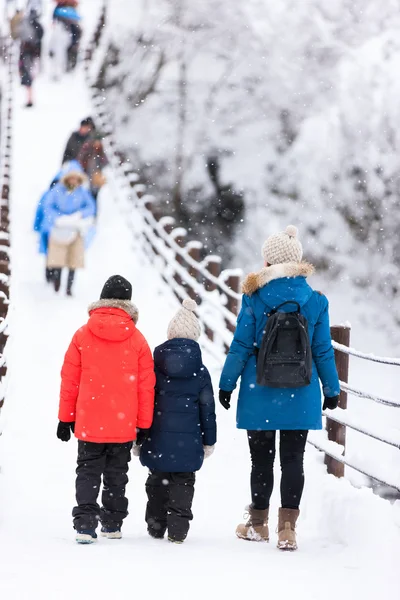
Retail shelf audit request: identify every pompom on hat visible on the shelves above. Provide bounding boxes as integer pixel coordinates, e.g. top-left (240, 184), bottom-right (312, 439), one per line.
top-left (167, 298), bottom-right (201, 342)
top-left (261, 225), bottom-right (303, 265)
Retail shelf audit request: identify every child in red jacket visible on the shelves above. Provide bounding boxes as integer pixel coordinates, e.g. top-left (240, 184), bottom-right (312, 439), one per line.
top-left (57, 275), bottom-right (155, 544)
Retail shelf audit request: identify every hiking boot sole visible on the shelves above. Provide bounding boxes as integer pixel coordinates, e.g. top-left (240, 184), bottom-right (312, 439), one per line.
top-left (277, 540), bottom-right (297, 551)
top-left (100, 531), bottom-right (122, 539)
top-left (76, 533), bottom-right (97, 544)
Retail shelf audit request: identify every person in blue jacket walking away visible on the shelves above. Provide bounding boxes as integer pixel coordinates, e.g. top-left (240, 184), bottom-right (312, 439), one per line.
top-left (136, 298), bottom-right (217, 544)
top-left (34, 160), bottom-right (84, 284)
top-left (219, 225), bottom-right (340, 551)
top-left (41, 169), bottom-right (95, 296)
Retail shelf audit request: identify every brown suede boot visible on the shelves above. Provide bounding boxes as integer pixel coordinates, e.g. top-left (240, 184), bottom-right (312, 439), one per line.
top-left (236, 506), bottom-right (269, 542)
top-left (277, 508), bottom-right (299, 551)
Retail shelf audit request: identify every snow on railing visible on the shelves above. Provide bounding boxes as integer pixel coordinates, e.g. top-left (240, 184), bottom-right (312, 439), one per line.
top-left (85, 5), bottom-right (400, 495)
top-left (332, 340), bottom-right (400, 366)
top-left (0, 35), bottom-right (15, 409)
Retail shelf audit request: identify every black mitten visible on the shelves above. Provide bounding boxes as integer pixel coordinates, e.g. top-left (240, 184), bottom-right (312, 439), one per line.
top-left (57, 421), bottom-right (75, 442)
top-left (323, 395), bottom-right (340, 411)
top-left (219, 390), bottom-right (232, 410)
top-left (136, 428), bottom-right (150, 446)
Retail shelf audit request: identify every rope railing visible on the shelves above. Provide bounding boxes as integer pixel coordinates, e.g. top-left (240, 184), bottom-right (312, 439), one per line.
top-left (307, 437), bottom-right (400, 492)
top-left (0, 36), bottom-right (15, 410)
top-left (332, 340), bottom-right (400, 366)
top-left (340, 381), bottom-right (400, 409)
top-left (85, 5), bottom-right (400, 496)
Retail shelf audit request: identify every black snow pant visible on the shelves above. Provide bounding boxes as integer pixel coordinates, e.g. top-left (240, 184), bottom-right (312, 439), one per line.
top-left (72, 441), bottom-right (133, 532)
top-left (145, 471), bottom-right (195, 542)
top-left (248, 430), bottom-right (308, 511)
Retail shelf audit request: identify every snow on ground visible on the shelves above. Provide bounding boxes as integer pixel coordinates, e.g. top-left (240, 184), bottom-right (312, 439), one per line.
top-left (0, 3), bottom-right (399, 599)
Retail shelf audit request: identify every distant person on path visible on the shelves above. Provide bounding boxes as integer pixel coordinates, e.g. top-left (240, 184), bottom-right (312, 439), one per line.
top-left (78, 132), bottom-right (108, 214)
top-left (41, 170), bottom-right (95, 296)
top-left (135, 299), bottom-right (217, 544)
top-left (34, 160), bottom-right (84, 283)
top-left (219, 225), bottom-right (340, 551)
top-left (62, 118), bottom-right (95, 164)
top-left (53, 1), bottom-right (82, 71)
top-left (57, 275), bottom-right (156, 544)
top-left (17, 9), bottom-right (44, 108)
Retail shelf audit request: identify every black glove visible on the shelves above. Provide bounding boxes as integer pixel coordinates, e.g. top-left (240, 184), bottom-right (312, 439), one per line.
top-left (57, 421), bottom-right (75, 442)
top-left (323, 395), bottom-right (340, 411)
top-left (136, 428), bottom-right (150, 446)
top-left (219, 390), bottom-right (232, 410)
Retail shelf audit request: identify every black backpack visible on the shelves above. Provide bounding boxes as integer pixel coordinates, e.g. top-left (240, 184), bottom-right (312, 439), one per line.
top-left (256, 301), bottom-right (312, 388)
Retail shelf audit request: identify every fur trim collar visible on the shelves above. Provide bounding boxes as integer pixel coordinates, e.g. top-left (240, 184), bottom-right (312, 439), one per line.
top-left (61, 171), bottom-right (87, 188)
top-left (88, 299), bottom-right (139, 323)
top-left (242, 262), bottom-right (315, 297)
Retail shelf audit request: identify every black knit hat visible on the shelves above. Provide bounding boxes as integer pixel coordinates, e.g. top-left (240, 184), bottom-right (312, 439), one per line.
top-left (100, 275), bottom-right (132, 301)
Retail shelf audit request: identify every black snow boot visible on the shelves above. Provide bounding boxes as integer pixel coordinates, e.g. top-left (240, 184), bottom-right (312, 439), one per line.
top-left (66, 270), bottom-right (75, 296)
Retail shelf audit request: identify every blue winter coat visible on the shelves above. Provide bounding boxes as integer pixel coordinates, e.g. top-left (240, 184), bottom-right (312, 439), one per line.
top-left (53, 7), bottom-right (81, 22)
top-left (41, 183), bottom-right (95, 235)
top-left (219, 263), bottom-right (340, 431)
top-left (34, 161), bottom-right (85, 254)
top-left (140, 339), bottom-right (217, 473)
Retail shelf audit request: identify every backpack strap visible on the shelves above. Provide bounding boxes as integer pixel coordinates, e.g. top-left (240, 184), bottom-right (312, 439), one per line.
top-left (253, 298), bottom-right (301, 356)
top-left (271, 300), bottom-right (301, 314)
top-left (253, 292), bottom-right (273, 356)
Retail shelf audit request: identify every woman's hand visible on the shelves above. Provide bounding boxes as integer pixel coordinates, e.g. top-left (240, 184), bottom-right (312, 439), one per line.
top-left (219, 390), bottom-right (232, 410)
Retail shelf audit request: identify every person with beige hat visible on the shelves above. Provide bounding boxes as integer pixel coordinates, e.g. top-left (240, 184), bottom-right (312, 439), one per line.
top-left (219, 225), bottom-right (340, 550)
top-left (136, 298), bottom-right (217, 544)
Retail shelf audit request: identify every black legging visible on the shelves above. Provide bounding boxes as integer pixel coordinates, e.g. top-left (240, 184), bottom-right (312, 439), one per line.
top-left (248, 430), bottom-right (308, 510)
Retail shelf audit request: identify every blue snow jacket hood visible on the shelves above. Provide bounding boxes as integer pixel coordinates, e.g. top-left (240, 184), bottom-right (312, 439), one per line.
top-left (219, 262), bottom-right (340, 431)
top-left (140, 339), bottom-right (217, 473)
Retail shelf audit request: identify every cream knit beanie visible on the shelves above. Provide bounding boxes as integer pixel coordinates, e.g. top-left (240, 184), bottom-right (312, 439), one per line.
top-left (167, 298), bottom-right (201, 341)
top-left (261, 225), bottom-right (303, 265)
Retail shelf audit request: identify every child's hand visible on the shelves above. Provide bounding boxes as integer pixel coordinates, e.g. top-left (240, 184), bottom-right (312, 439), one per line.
top-left (136, 427), bottom-right (150, 446)
top-left (203, 445), bottom-right (215, 459)
top-left (132, 442), bottom-right (141, 457)
top-left (57, 421), bottom-right (75, 442)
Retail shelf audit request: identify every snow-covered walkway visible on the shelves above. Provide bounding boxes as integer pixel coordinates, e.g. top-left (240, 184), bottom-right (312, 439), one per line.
top-left (0, 10), bottom-right (399, 600)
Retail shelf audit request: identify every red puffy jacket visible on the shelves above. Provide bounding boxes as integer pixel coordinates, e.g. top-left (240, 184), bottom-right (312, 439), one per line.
top-left (58, 300), bottom-right (155, 443)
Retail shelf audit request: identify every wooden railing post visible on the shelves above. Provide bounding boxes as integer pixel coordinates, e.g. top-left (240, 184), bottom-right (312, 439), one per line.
top-left (325, 325), bottom-right (350, 478)
top-left (172, 228), bottom-right (187, 291)
top-left (202, 256), bottom-right (222, 341)
top-left (186, 241), bottom-right (202, 301)
top-left (223, 269), bottom-right (241, 352)
top-left (203, 255), bottom-right (221, 292)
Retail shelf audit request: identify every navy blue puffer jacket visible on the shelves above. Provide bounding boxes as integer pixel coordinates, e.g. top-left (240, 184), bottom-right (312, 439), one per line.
top-left (140, 338), bottom-right (217, 473)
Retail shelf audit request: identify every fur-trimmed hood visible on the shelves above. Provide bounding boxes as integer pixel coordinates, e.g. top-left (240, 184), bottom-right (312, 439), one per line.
top-left (88, 299), bottom-right (139, 323)
top-left (61, 170), bottom-right (87, 189)
top-left (242, 262), bottom-right (315, 297)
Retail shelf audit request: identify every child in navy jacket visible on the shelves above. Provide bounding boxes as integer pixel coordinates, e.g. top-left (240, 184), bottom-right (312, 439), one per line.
top-left (136, 299), bottom-right (217, 543)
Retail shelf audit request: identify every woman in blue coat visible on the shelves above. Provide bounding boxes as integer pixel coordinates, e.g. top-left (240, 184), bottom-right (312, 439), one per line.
top-left (41, 170), bottom-right (95, 295)
top-left (137, 299), bottom-right (217, 543)
top-left (34, 160), bottom-right (84, 283)
top-left (219, 225), bottom-right (340, 550)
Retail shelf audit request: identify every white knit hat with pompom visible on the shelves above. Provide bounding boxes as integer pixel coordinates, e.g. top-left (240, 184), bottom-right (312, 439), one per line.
top-left (167, 298), bottom-right (201, 341)
top-left (261, 225), bottom-right (303, 265)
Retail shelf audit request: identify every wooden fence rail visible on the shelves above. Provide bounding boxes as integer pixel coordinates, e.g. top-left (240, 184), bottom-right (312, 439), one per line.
top-left (0, 37), bottom-right (15, 411)
top-left (84, 3), bottom-right (400, 495)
